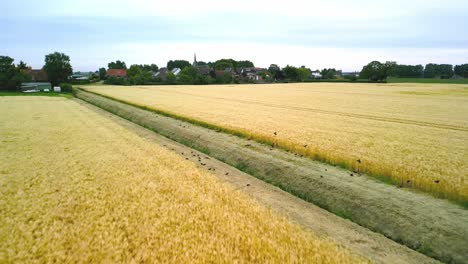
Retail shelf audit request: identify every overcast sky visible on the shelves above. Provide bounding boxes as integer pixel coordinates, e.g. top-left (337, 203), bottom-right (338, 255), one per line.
top-left (2, 0), bottom-right (468, 71)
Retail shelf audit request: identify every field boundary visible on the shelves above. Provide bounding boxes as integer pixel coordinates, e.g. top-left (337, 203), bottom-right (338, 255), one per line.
top-left (74, 88), bottom-right (468, 264)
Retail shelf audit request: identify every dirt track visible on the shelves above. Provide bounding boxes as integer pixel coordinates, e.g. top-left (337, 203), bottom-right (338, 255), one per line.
top-left (75, 89), bottom-right (468, 264)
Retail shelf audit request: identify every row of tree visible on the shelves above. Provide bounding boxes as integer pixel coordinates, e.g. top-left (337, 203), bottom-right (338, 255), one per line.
top-left (360, 61), bottom-right (468, 81)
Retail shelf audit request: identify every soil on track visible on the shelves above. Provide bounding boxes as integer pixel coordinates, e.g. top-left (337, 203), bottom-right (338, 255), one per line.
top-left (75, 89), bottom-right (468, 264)
top-left (76, 98), bottom-right (438, 264)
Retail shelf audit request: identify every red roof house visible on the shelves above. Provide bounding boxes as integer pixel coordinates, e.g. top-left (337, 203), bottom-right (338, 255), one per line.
top-left (21, 68), bottom-right (48, 82)
top-left (106, 69), bottom-right (127, 78)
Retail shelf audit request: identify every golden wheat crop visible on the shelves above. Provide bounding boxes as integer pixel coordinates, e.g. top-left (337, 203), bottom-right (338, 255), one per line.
top-left (85, 83), bottom-right (468, 203)
top-left (0, 96), bottom-right (363, 263)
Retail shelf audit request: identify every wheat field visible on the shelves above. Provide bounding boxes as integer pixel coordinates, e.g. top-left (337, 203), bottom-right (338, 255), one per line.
top-left (0, 96), bottom-right (363, 263)
top-left (85, 83), bottom-right (468, 203)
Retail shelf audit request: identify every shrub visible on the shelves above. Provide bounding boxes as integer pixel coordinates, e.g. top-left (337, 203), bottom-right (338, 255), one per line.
top-left (70, 79), bottom-right (90, 85)
top-left (60, 83), bottom-right (73, 92)
top-left (104, 76), bottom-right (129, 85)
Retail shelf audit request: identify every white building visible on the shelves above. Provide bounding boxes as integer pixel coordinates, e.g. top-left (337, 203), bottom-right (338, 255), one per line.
top-left (171, 68), bottom-right (181, 76)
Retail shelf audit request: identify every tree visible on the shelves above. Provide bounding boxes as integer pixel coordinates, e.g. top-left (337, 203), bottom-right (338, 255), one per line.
top-left (127, 64), bottom-right (142, 78)
top-left (454, 64), bottom-right (468, 78)
top-left (127, 64), bottom-right (153, 85)
top-left (98, 67), bottom-right (107, 80)
top-left (0, 56), bottom-right (31, 91)
top-left (150, 64), bottom-right (159, 72)
top-left (297, 67), bottom-right (311, 82)
top-left (178, 66), bottom-right (199, 84)
top-left (0, 56), bottom-right (16, 90)
top-left (137, 64), bottom-right (158, 72)
top-left (320, 68), bottom-right (338, 79)
top-left (43, 52), bottom-right (73, 86)
top-left (274, 70), bottom-right (285, 80)
top-left (17, 60), bottom-right (28, 70)
top-left (283, 65), bottom-right (298, 81)
top-left (214, 61), bottom-right (233, 70)
top-left (166, 72), bottom-right (176, 84)
top-left (108, 60), bottom-right (127, 69)
top-left (360, 61), bottom-right (387, 81)
top-left (424, 64), bottom-right (453, 78)
top-left (268, 64), bottom-right (280, 77)
top-left (237, 60), bottom-right (254, 68)
top-left (214, 59), bottom-right (236, 70)
top-left (392, 64), bottom-right (424, 78)
top-left (167, 60), bottom-right (191, 71)
top-left (384, 61), bottom-right (398, 77)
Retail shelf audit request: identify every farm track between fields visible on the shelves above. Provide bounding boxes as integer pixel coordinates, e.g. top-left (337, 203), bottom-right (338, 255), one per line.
top-left (75, 88), bottom-right (468, 264)
top-left (152, 88), bottom-right (468, 132)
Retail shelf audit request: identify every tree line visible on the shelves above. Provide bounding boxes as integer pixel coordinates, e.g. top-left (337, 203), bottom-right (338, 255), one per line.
top-left (2, 51), bottom-right (468, 90)
top-left (360, 61), bottom-right (468, 81)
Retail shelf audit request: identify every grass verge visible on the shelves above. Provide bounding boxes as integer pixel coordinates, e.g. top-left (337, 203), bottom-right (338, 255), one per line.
top-left (0, 91), bottom-right (73, 98)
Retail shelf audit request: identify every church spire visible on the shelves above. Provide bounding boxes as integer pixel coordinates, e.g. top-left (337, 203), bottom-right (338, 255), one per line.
top-left (193, 53), bottom-right (197, 67)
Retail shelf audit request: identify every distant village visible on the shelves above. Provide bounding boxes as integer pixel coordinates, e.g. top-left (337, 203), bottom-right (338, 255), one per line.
top-left (86, 54), bottom-right (356, 86)
top-left (1, 52), bottom-right (467, 92)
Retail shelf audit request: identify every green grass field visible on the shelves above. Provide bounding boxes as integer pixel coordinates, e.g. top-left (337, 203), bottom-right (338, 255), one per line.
top-left (0, 91), bottom-right (73, 98)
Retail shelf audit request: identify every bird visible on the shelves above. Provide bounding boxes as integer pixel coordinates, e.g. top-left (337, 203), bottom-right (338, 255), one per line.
top-left (246, 183), bottom-right (250, 187)
top-left (350, 173), bottom-right (354, 176)
top-left (273, 131), bottom-right (277, 136)
top-left (303, 144), bottom-right (308, 148)
top-left (357, 159), bottom-right (361, 163)
top-left (225, 172), bottom-right (229, 175)
top-left (406, 180), bottom-right (411, 184)
top-left (434, 180), bottom-right (440, 184)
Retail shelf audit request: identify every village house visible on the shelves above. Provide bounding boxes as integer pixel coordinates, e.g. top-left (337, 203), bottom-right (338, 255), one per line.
top-left (240, 67), bottom-right (261, 81)
top-left (70, 72), bottom-right (92, 81)
top-left (106, 69), bottom-right (127, 78)
top-left (171, 68), bottom-right (181, 76)
top-left (311, 70), bottom-right (322, 79)
top-left (154, 67), bottom-right (169, 80)
top-left (21, 68), bottom-right (48, 82)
